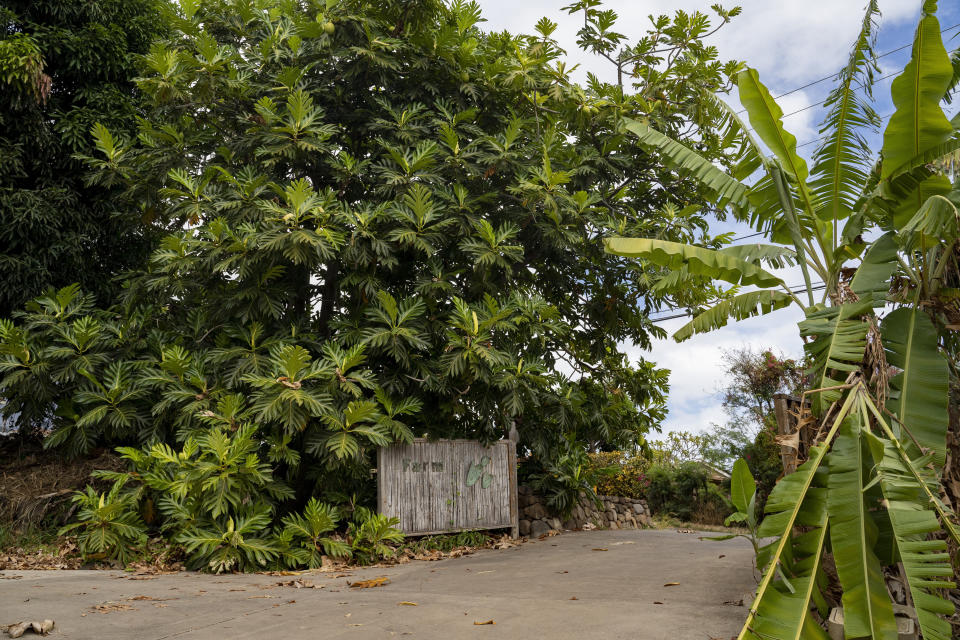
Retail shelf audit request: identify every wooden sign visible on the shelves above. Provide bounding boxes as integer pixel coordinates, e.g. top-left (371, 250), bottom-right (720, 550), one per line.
top-left (377, 438), bottom-right (518, 537)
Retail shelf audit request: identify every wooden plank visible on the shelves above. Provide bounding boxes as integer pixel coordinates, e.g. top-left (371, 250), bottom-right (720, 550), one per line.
top-left (508, 424), bottom-right (519, 539)
top-left (377, 439), bottom-right (515, 536)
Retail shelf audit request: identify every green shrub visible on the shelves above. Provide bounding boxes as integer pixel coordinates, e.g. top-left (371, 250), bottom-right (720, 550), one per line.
top-left (526, 446), bottom-right (605, 518)
top-left (589, 451), bottom-right (649, 499)
top-left (178, 506), bottom-right (279, 573)
top-left (58, 477), bottom-right (146, 563)
top-left (741, 425), bottom-right (783, 514)
top-left (348, 507), bottom-right (404, 565)
top-left (280, 498), bottom-right (351, 568)
top-left (644, 462), bottom-right (732, 524)
top-left (63, 428), bottom-right (406, 571)
top-left (86, 426), bottom-right (295, 571)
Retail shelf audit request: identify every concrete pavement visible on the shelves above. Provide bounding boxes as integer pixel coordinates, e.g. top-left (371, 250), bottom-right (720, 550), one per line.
top-left (0, 528), bottom-right (756, 640)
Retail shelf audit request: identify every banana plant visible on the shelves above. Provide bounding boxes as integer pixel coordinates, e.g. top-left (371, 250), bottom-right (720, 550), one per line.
top-left (605, 2), bottom-right (960, 638)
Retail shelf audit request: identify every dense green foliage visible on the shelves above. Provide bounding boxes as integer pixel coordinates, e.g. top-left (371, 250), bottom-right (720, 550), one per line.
top-left (589, 450), bottom-right (649, 500)
top-left (607, 1), bottom-right (960, 637)
top-left (0, 1), bottom-right (168, 317)
top-left (0, 0), bottom-right (742, 569)
top-left (644, 461), bottom-right (730, 523)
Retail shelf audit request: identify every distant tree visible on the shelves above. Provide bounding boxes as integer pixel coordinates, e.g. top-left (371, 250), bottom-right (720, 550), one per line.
top-left (0, 1), bottom-right (168, 317)
top-left (720, 347), bottom-right (804, 428)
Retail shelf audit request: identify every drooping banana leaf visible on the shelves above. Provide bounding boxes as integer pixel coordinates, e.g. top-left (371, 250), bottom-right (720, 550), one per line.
top-left (898, 194), bottom-right (959, 251)
top-left (827, 412), bottom-right (898, 640)
top-left (880, 0), bottom-right (954, 228)
top-left (651, 244), bottom-right (796, 294)
top-left (799, 300), bottom-right (875, 415)
top-left (738, 391), bottom-right (859, 640)
top-left (880, 307), bottom-right (949, 469)
top-left (672, 290), bottom-right (793, 342)
top-left (849, 231), bottom-right (898, 297)
top-left (861, 395), bottom-right (960, 545)
top-left (746, 509), bottom-right (830, 640)
top-left (720, 243), bottom-right (798, 269)
top-left (864, 428), bottom-right (956, 640)
top-left (603, 238), bottom-right (785, 288)
top-left (621, 118), bottom-right (750, 212)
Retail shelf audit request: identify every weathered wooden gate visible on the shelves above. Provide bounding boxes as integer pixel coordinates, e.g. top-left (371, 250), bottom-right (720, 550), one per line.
top-left (377, 438), bottom-right (518, 537)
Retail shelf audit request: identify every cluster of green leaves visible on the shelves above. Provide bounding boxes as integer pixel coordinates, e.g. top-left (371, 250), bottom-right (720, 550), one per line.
top-left (58, 477), bottom-right (147, 564)
top-left (0, 1), bottom-right (168, 317)
top-left (80, 432), bottom-right (402, 571)
top-left (0, 0), bottom-right (743, 508)
top-left (523, 441), bottom-right (608, 518)
top-left (606, 1), bottom-right (960, 637)
top-left (403, 530), bottom-right (489, 554)
top-left (588, 450), bottom-right (649, 500)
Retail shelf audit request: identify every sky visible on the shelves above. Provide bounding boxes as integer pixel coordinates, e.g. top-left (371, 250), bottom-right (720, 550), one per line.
top-left (476, 0), bottom-right (960, 435)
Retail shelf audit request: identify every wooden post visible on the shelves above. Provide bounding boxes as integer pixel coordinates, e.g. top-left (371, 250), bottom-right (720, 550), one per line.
top-left (508, 421), bottom-right (519, 539)
top-left (773, 394), bottom-right (797, 475)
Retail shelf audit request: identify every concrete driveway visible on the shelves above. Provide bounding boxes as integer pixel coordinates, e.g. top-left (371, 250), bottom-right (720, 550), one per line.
top-left (0, 529), bottom-right (756, 640)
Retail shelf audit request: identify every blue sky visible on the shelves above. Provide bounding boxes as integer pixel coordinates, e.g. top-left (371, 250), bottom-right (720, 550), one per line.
top-left (477, 1), bottom-right (960, 435)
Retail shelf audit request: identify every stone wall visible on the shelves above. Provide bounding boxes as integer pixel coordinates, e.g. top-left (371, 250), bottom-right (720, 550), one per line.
top-left (517, 486), bottom-right (652, 538)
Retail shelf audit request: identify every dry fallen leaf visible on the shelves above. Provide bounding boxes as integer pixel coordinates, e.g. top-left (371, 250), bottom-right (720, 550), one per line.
top-left (473, 620), bottom-right (495, 625)
top-left (398, 602), bottom-right (418, 606)
top-left (90, 603), bottom-right (135, 614)
top-left (591, 548), bottom-right (608, 552)
top-left (4, 620), bottom-right (54, 638)
top-left (569, 596), bottom-right (578, 600)
top-left (349, 577), bottom-right (390, 589)
top-left (663, 582), bottom-right (680, 587)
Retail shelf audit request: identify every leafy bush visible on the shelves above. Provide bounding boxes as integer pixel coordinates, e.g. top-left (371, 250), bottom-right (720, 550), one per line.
top-left (740, 426), bottom-right (783, 514)
top-left (589, 451), bottom-right (649, 499)
top-left (178, 506), bottom-right (279, 574)
top-left (347, 507), bottom-right (404, 565)
top-left (93, 427), bottom-right (295, 572)
top-left (525, 445), bottom-right (606, 518)
top-left (281, 499), bottom-right (351, 568)
top-left (644, 462), bottom-right (731, 524)
top-left (58, 478), bottom-right (146, 563)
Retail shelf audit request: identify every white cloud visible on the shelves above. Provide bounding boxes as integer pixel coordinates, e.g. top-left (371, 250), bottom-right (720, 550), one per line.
top-left (476, 0), bottom-right (924, 436)
top-left (479, 0), bottom-right (921, 87)
top-left (634, 304), bottom-right (805, 435)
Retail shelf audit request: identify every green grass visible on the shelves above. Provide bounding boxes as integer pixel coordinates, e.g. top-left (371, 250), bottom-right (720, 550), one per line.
top-left (402, 530), bottom-right (490, 554)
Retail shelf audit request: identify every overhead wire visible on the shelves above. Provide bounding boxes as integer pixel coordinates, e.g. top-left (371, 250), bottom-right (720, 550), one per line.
top-left (644, 22), bottom-right (960, 312)
top-left (734, 21), bottom-right (960, 112)
top-left (647, 282), bottom-right (828, 323)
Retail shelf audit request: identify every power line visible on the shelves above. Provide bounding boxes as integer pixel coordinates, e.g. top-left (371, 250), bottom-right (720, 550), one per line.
top-left (644, 25), bottom-right (960, 320)
top-left (648, 282), bottom-right (827, 323)
top-left (735, 21), bottom-right (960, 111)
